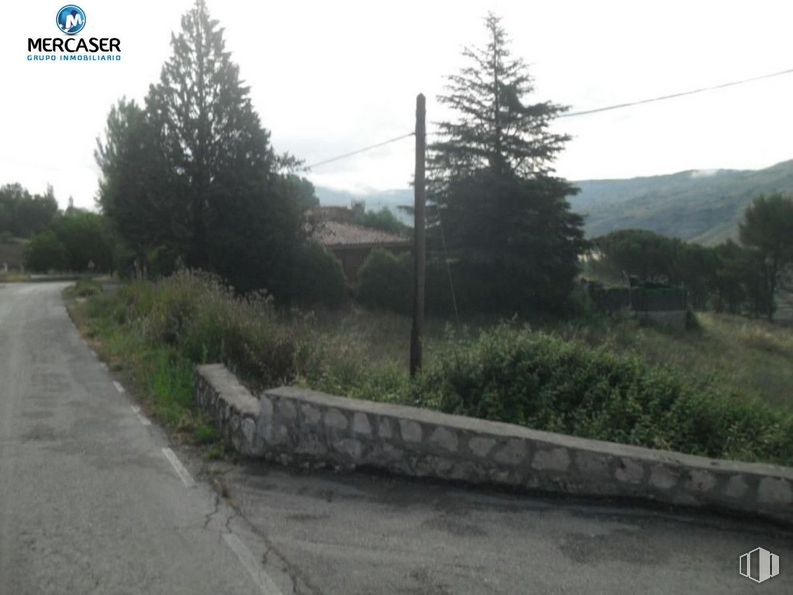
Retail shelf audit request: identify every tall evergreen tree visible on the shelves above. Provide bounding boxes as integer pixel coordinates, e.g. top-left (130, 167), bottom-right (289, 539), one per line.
top-left (97, 0), bottom-right (303, 293)
top-left (429, 13), bottom-right (586, 314)
top-left (145, 0), bottom-right (284, 271)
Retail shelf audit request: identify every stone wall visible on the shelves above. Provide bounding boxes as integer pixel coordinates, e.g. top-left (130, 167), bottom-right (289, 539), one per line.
top-left (196, 363), bottom-right (793, 525)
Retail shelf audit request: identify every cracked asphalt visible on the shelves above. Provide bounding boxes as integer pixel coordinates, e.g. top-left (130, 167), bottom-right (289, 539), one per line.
top-left (1, 282), bottom-right (792, 594)
top-left (220, 462), bottom-right (793, 595)
top-left (0, 283), bottom-right (294, 594)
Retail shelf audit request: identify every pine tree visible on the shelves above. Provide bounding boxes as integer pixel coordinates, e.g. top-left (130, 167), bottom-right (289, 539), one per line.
top-left (98, 0), bottom-right (303, 292)
top-left (145, 0), bottom-right (280, 271)
top-left (428, 13), bottom-right (586, 314)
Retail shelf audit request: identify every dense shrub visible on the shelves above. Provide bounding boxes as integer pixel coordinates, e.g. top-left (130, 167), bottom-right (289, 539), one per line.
top-left (73, 279), bottom-right (102, 297)
top-left (356, 249), bottom-right (412, 313)
top-left (413, 324), bottom-right (793, 464)
top-left (79, 271), bottom-right (793, 466)
top-left (289, 241), bottom-right (348, 307)
top-left (25, 230), bottom-right (67, 271)
top-left (120, 270), bottom-right (296, 388)
top-left (24, 211), bottom-right (116, 273)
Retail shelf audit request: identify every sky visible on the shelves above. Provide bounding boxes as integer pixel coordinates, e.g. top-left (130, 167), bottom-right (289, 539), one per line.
top-left (4, 0), bottom-right (793, 210)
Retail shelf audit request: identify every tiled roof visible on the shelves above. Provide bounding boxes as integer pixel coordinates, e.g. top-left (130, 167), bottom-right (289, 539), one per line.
top-left (313, 221), bottom-right (410, 248)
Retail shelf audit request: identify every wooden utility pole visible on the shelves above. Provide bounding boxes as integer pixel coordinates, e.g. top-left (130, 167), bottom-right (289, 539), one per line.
top-left (410, 94), bottom-right (426, 377)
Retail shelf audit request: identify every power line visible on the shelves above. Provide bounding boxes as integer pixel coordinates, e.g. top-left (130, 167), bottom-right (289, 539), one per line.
top-left (303, 132), bottom-right (414, 170)
top-left (301, 67), bottom-right (793, 170)
top-left (559, 66), bottom-right (793, 118)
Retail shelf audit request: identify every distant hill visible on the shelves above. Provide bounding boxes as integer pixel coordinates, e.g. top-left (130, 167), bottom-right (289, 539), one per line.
top-left (317, 159), bottom-right (793, 244)
top-left (571, 159), bottom-right (793, 244)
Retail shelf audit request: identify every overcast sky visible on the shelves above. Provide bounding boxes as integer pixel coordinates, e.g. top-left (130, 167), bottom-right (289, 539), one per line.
top-left (4, 0), bottom-right (793, 210)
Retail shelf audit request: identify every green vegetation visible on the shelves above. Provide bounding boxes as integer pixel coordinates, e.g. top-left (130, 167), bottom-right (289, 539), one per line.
top-left (550, 313), bottom-right (793, 413)
top-left (412, 326), bottom-right (792, 463)
top-left (739, 193), bottom-right (793, 321)
top-left (356, 249), bottom-right (412, 314)
top-left (32, 6), bottom-right (793, 469)
top-left (72, 279), bottom-right (103, 297)
top-left (96, 0), bottom-right (309, 297)
top-left (72, 273), bottom-right (793, 466)
top-left (427, 14), bottom-right (586, 315)
top-left (353, 207), bottom-right (410, 235)
top-left (591, 194), bottom-right (793, 320)
top-left (25, 210), bottom-right (116, 273)
top-left (289, 241), bottom-right (348, 308)
top-left (0, 183), bottom-right (58, 239)
top-left (25, 230), bottom-right (67, 272)
top-left (68, 285), bottom-right (205, 439)
top-left (571, 159), bottom-right (793, 243)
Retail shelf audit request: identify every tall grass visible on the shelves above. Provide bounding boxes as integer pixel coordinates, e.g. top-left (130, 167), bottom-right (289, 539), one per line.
top-left (412, 325), bottom-right (793, 465)
top-left (120, 270), bottom-right (295, 388)
top-left (74, 272), bottom-right (793, 465)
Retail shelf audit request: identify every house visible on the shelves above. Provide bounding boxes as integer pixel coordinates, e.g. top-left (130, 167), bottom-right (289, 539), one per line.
top-left (310, 206), bottom-right (410, 281)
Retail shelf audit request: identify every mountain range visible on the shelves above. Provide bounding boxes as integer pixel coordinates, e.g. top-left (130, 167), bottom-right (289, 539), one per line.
top-left (316, 159), bottom-right (793, 244)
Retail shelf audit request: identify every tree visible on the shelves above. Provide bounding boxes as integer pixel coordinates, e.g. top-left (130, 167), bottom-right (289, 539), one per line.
top-left (0, 183), bottom-right (58, 238)
top-left (25, 231), bottom-right (67, 272)
top-left (353, 208), bottom-right (410, 236)
top-left (96, 99), bottom-right (180, 267)
top-left (596, 229), bottom-right (680, 282)
top-left (739, 193), bottom-right (793, 321)
top-left (281, 174), bottom-right (319, 213)
top-left (356, 248), bottom-right (412, 313)
top-left (97, 0), bottom-right (303, 295)
top-left (428, 13), bottom-right (585, 314)
top-left (24, 210), bottom-right (115, 273)
top-left (288, 241), bottom-right (348, 307)
top-left (52, 210), bottom-right (114, 272)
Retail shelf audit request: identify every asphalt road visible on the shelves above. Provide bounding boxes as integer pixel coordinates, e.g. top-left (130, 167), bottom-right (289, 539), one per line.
top-left (0, 283), bottom-right (291, 594)
top-left (1, 282), bottom-right (791, 595)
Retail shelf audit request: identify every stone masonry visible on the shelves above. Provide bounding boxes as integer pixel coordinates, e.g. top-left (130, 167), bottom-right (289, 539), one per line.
top-left (195, 364), bottom-right (793, 525)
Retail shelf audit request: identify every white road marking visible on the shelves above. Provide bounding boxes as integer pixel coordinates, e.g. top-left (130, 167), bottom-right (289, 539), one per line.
top-left (161, 447), bottom-right (195, 488)
top-left (112, 380), bottom-right (125, 394)
top-left (100, 362), bottom-right (108, 371)
top-left (131, 405), bottom-right (152, 426)
top-left (223, 533), bottom-right (283, 595)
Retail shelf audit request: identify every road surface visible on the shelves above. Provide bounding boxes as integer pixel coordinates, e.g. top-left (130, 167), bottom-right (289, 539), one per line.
top-left (0, 282), bottom-right (290, 594)
top-left (1, 282), bottom-right (791, 594)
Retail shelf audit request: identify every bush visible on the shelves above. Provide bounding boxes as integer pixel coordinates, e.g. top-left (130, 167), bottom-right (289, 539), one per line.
top-left (356, 248), bottom-right (412, 313)
top-left (413, 324), bottom-right (793, 464)
top-left (53, 211), bottom-right (114, 272)
top-left (25, 230), bottom-right (67, 271)
top-left (289, 241), bottom-right (348, 307)
top-left (122, 270), bottom-right (296, 388)
top-left (73, 279), bottom-right (102, 297)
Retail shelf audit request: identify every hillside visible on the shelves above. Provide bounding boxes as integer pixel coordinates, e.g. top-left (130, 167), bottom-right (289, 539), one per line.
top-left (316, 159), bottom-right (793, 245)
top-left (571, 159), bottom-right (793, 244)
